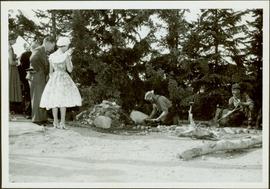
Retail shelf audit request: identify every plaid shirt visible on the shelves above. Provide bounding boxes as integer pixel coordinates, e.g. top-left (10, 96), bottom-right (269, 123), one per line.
top-left (152, 95), bottom-right (172, 112)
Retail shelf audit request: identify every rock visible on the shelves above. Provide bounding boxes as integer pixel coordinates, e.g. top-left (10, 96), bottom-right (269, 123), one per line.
top-left (94, 116), bottom-right (112, 129)
top-left (130, 110), bottom-right (149, 124)
top-left (242, 129), bottom-right (249, 134)
top-left (151, 127), bottom-right (159, 132)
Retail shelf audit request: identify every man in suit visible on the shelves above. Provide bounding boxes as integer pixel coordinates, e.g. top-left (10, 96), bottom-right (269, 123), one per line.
top-left (28, 37), bottom-right (55, 125)
top-left (18, 43), bottom-right (39, 119)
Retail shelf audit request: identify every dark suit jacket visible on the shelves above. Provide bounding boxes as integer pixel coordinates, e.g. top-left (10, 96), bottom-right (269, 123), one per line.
top-left (28, 46), bottom-right (49, 122)
top-left (29, 46), bottom-right (49, 76)
top-left (18, 51), bottom-right (32, 82)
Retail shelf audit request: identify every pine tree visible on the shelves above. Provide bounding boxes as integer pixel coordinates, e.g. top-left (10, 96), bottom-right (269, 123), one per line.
top-left (244, 9), bottom-right (262, 111)
top-left (145, 10), bottom-right (191, 117)
top-left (8, 10), bottom-right (43, 43)
top-left (71, 10), bottom-right (155, 111)
top-left (180, 9), bottom-right (250, 119)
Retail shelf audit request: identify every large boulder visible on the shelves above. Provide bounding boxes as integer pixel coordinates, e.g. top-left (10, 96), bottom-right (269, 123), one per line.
top-left (94, 116), bottom-right (112, 129)
top-left (130, 110), bottom-right (149, 124)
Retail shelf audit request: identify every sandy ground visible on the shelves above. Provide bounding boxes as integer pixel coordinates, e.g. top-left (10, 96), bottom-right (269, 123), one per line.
top-left (9, 121), bottom-right (262, 183)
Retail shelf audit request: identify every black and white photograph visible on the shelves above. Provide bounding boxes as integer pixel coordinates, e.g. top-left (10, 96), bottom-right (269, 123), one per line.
top-left (1, 1), bottom-right (269, 188)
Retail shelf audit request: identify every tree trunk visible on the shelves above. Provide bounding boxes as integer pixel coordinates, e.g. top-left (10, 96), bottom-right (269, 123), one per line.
top-left (214, 9), bottom-right (219, 65)
top-left (178, 135), bottom-right (262, 160)
top-left (51, 11), bottom-right (57, 43)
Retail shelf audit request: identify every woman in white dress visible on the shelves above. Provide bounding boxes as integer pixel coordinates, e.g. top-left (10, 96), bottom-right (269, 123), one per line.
top-left (40, 37), bottom-right (82, 129)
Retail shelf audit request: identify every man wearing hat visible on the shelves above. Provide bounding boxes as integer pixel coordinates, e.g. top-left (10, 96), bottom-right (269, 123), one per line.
top-left (144, 90), bottom-right (175, 126)
top-left (28, 36), bottom-right (55, 125)
top-left (213, 83), bottom-right (254, 128)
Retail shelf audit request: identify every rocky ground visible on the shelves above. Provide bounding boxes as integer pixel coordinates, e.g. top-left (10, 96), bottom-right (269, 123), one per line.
top-left (8, 119), bottom-right (263, 185)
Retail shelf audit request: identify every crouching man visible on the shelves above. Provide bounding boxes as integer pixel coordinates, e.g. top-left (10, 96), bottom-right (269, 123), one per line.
top-left (144, 90), bottom-right (176, 126)
top-left (213, 83), bottom-right (254, 128)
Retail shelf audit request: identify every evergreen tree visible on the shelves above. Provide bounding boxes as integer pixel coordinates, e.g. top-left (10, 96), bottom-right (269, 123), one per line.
top-left (9, 9), bottom-right (262, 120)
top-left (244, 9), bottom-right (263, 111)
top-left (180, 9), bottom-right (251, 119)
top-left (71, 10), bottom-right (155, 111)
top-left (33, 10), bottom-right (73, 42)
top-left (8, 10), bottom-right (43, 43)
top-left (145, 10), bottom-right (191, 117)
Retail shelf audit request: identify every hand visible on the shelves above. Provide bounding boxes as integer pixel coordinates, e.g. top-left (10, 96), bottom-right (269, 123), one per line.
top-left (152, 118), bottom-right (160, 122)
top-left (235, 101), bottom-right (242, 107)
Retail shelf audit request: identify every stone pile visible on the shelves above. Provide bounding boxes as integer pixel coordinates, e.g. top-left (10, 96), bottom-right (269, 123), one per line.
top-left (76, 100), bottom-right (133, 129)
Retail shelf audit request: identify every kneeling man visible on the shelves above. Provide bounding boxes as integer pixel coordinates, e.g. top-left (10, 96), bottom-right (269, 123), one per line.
top-left (144, 90), bottom-right (175, 126)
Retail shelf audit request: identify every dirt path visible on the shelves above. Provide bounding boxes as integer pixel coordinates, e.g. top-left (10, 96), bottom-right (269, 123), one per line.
top-left (9, 121), bottom-right (262, 183)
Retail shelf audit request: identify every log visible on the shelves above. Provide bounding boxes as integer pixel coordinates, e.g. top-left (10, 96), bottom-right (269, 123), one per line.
top-left (177, 126), bottom-right (218, 140)
top-left (178, 135), bottom-right (262, 160)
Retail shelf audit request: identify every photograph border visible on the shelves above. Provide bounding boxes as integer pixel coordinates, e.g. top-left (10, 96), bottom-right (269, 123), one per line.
top-left (1, 1), bottom-right (269, 188)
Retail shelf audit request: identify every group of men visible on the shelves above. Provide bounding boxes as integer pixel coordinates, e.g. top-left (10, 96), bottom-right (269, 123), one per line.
top-left (143, 83), bottom-right (258, 129)
top-left (15, 36), bottom-right (56, 125)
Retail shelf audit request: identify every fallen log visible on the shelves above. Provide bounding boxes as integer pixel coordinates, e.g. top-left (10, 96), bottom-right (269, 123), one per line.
top-left (178, 135), bottom-right (262, 160)
top-left (176, 126), bottom-right (218, 140)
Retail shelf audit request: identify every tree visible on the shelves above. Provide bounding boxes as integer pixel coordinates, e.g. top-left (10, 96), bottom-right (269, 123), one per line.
top-left (8, 9), bottom-right (73, 44)
top-left (244, 9), bottom-right (263, 112)
top-left (180, 9), bottom-right (252, 119)
top-left (71, 10), bottom-right (155, 111)
top-left (9, 9), bottom-right (262, 121)
top-left (144, 10), bottom-right (192, 117)
top-left (8, 10), bottom-right (43, 43)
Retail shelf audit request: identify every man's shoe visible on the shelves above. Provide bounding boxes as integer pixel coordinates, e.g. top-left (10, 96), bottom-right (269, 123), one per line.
top-left (44, 120), bottom-right (52, 125)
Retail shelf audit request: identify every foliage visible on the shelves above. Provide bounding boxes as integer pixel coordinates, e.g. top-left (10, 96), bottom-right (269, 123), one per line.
top-left (8, 9), bottom-right (263, 120)
top-left (244, 9), bottom-right (263, 111)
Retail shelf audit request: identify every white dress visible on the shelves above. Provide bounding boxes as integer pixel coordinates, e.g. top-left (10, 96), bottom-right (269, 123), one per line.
top-left (40, 49), bottom-right (82, 110)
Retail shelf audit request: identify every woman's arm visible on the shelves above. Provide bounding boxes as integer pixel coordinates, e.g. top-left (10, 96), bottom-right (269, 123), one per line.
top-left (49, 60), bottom-right (54, 77)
